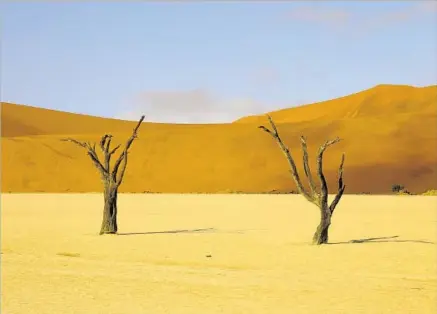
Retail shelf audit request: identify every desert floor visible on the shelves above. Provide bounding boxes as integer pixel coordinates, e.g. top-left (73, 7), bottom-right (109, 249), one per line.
top-left (1, 194), bottom-right (436, 314)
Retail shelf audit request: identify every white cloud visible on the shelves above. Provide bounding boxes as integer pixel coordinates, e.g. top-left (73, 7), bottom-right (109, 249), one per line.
top-left (285, 5), bottom-right (351, 28)
top-left (364, 2), bottom-right (437, 31)
top-left (118, 89), bottom-right (269, 124)
top-left (249, 66), bottom-right (282, 88)
top-left (284, 2), bottom-right (437, 35)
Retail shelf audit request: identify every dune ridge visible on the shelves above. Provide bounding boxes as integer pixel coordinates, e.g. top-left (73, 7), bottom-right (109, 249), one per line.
top-left (2, 84), bottom-right (437, 194)
top-left (234, 84), bottom-right (437, 124)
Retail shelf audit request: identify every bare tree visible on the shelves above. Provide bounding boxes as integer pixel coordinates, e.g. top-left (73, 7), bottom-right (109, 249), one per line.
top-left (259, 115), bottom-right (345, 245)
top-left (61, 116), bottom-right (145, 235)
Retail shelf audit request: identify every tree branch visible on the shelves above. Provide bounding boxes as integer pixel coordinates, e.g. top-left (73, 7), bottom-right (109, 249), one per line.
top-left (60, 138), bottom-right (87, 148)
top-left (259, 116), bottom-right (315, 203)
top-left (105, 137), bottom-right (112, 153)
top-left (61, 137), bottom-right (107, 177)
top-left (116, 152), bottom-right (128, 187)
top-left (258, 125), bottom-right (274, 138)
top-left (60, 115), bottom-right (144, 188)
top-left (99, 134), bottom-right (113, 172)
top-left (112, 115), bottom-right (145, 183)
top-left (329, 153), bottom-right (346, 214)
top-left (316, 137), bottom-right (341, 206)
top-left (109, 145), bottom-right (121, 156)
top-left (300, 136), bottom-right (318, 201)
top-left (100, 134), bottom-right (112, 152)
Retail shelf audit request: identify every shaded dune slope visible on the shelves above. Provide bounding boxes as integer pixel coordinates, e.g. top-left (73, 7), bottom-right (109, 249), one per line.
top-left (2, 84), bottom-right (437, 194)
top-left (1, 102), bottom-right (138, 137)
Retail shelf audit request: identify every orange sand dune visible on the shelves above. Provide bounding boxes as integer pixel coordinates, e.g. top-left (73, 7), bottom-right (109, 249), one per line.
top-left (1, 102), bottom-right (140, 137)
top-left (2, 84), bottom-right (437, 194)
top-left (235, 84), bottom-right (437, 124)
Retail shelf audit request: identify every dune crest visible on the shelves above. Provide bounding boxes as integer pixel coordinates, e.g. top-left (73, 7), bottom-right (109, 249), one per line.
top-left (234, 84), bottom-right (437, 124)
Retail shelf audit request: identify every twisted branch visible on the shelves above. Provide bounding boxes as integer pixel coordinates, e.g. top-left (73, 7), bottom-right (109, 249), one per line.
top-left (259, 115), bottom-right (345, 209)
top-left (61, 115), bottom-right (145, 186)
top-left (329, 153), bottom-right (346, 214)
top-left (316, 137), bottom-right (341, 206)
top-left (259, 114), bottom-right (346, 245)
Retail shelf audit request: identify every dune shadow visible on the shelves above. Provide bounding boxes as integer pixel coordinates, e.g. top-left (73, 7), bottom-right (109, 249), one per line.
top-left (329, 236), bottom-right (435, 245)
top-left (117, 228), bottom-right (217, 236)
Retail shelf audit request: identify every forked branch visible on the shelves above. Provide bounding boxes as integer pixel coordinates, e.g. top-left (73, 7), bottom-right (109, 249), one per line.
top-left (258, 115), bottom-right (315, 203)
top-left (111, 115), bottom-right (145, 185)
top-left (61, 115), bottom-right (145, 185)
top-left (316, 137), bottom-right (341, 205)
top-left (259, 114), bottom-right (346, 245)
top-left (60, 138), bottom-right (107, 177)
top-left (259, 115), bottom-right (345, 208)
top-left (329, 153), bottom-right (346, 214)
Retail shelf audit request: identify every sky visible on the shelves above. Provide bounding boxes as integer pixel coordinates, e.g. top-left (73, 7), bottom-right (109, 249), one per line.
top-left (1, 1), bottom-right (437, 123)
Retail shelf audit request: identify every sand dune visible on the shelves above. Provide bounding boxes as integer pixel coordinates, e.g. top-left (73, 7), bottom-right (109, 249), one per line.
top-left (1, 102), bottom-right (139, 137)
top-left (2, 84), bottom-right (437, 193)
top-left (2, 194), bottom-right (436, 314)
top-left (234, 84), bottom-right (437, 124)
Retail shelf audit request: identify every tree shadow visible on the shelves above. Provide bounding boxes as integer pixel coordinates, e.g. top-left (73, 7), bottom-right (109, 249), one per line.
top-left (117, 228), bottom-right (218, 236)
top-left (329, 236), bottom-right (435, 245)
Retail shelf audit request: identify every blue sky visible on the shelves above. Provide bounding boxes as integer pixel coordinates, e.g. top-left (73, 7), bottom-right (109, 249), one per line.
top-left (2, 1), bottom-right (437, 123)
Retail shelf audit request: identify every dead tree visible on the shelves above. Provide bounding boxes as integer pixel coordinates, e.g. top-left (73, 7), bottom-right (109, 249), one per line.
top-left (61, 116), bottom-right (145, 235)
top-left (259, 115), bottom-right (345, 245)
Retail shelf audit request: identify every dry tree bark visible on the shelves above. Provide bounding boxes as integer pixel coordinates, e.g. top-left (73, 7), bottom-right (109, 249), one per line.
top-left (61, 116), bottom-right (145, 235)
top-left (259, 115), bottom-right (346, 245)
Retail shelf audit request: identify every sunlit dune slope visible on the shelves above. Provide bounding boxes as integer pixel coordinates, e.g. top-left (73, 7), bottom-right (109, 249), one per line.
top-left (2, 84), bottom-right (437, 194)
top-left (234, 84), bottom-right (437, 124)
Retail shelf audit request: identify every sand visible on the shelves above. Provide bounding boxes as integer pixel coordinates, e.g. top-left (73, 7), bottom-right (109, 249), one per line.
top-left (2, 194), bottom-right (436, 314)
top-left (2, 84), bottom-right (437, 194)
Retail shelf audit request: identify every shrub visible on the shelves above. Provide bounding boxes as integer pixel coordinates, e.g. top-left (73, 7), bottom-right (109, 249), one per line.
top-left (391, 184), bottom-right (405, 193)
top-left (397, 190), bottom-right (412, 195)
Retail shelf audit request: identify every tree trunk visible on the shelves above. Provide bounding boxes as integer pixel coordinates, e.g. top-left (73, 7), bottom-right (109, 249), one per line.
top-left (312, 207), bottom-right (331, 245)
top-left (100, 184), bottom-right (118, 235)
